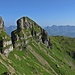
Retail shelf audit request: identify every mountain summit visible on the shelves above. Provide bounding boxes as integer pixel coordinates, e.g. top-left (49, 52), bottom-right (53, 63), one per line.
top-left (11, 17), bottom-right (52, 50)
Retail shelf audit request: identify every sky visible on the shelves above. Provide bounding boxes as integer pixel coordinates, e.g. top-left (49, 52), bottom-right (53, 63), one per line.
top-left (0, 0), bottom-right (75, 27)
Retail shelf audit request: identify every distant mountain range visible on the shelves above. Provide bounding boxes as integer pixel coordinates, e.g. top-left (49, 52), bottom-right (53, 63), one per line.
top-left (44, 25), bottom-right (75, 37)
top-left (4, 25), bottom-right (16, 36)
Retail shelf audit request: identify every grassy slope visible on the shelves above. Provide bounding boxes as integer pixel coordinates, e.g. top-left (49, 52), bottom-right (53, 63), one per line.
top-left (0, 36), bottom-right (75, 75)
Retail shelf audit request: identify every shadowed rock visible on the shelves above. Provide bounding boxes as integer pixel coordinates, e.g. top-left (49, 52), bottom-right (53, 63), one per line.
top-left (1, 72), bottom-right (10, 75)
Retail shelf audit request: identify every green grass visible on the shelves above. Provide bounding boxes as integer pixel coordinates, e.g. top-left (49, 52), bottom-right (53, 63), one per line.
top-left (0, 35), bottom-right (75, 75)
top-left (0, 63), bottom-right (8, 74)
top-left (0, 31), bottom-right (11, 41)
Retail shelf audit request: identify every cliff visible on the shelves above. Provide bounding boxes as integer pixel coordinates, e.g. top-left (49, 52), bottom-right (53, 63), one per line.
top-left (0, 16), bottom-right (52, 56)
top-left (0, 17), bottom-right (13, 57)
top-left (11, 17), bottom-right (52, 50)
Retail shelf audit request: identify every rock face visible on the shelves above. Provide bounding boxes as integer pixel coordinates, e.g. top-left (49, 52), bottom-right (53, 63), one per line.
top-left (0, 16), bottom-right (5, 32)
top-left (11, 16), bottom-right (52, 50)
top-left (0, 17), bottom-right (13, 57)
top-left (0, 16), bottom-right (52, 56)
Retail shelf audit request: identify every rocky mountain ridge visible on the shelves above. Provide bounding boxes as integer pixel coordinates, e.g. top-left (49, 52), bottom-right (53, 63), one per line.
top-left (11, 17), bottom-right (52, 51)
top-left (0, 16), bottom-right (52, 57)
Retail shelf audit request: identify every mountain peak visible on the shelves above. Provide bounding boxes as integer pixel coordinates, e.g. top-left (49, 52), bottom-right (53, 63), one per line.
top-left (11, 16), bottom-right (52, 50)
top-left (17, 16), bottom-right (35, 30)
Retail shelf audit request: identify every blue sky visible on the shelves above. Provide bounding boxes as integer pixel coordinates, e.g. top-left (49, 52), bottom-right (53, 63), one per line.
top-left (0, 0), bottom-right (75, 27)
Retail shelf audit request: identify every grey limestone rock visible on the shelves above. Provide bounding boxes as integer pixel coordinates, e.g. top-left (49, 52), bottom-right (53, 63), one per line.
top-left (0, 16), bottom-right (13, 57)
top-left (0, 16), bottom-right (5, 32)
top-left (11, 16), bottom-right (52, 50)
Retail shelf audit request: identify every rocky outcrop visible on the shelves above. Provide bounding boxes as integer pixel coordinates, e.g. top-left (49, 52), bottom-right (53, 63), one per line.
top-left (0, 16), bottom-right (5, 32)
top-left (0, 16), bottom-right (52, 56)
top-left (0, 17), bottom-right (13, 57)
top-left (17, 17), bottom-right (33, 30)
top-left (11, 16), bottom-right (52, 50)
top-left (41, 29), bottom-right (52, 48)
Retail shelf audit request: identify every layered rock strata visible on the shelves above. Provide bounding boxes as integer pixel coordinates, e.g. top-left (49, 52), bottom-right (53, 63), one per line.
top-left (0, 17), bottom-right (13, 57)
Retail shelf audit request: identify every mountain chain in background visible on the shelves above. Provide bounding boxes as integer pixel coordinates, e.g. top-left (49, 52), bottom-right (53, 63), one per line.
top-left (44, 25), bottom-right (75, 37)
